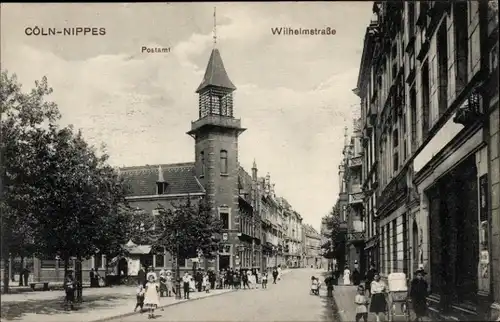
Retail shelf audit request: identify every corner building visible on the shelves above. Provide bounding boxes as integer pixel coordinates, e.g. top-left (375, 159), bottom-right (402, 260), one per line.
top-left (120, 47), bottom-right (258, 273)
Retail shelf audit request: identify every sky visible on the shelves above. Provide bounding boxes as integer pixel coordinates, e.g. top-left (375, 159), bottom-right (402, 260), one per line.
top-left (1, 2), bottom-right (373, 231)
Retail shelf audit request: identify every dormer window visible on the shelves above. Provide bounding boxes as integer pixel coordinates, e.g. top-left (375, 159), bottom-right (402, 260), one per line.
top-left (156, 182), bottom-right (168, 195)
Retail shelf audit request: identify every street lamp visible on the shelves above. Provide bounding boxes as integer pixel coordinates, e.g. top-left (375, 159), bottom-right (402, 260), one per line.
top-left (174, 229), bottom-right (182, 300)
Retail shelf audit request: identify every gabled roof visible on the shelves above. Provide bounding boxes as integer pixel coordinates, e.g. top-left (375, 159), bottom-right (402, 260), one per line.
top-left (196, 48), bottom-right (236, 93)
top-left (120, 162), bottom-right (204, 196)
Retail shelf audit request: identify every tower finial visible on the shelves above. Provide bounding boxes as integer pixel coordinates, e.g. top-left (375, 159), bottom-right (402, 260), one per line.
top-left (213, 7), bottom-right (217, 47)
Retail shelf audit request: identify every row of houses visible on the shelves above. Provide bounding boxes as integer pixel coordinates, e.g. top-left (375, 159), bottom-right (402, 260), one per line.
top-left (333, 1), bottom-right (499, 321)
top-left (1, 42), bottom-right (323, 285)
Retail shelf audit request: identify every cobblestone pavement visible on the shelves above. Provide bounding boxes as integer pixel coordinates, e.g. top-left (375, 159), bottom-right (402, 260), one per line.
top-left (109, 268), bottom-right (338, 322)
top-left (0, 285), bottom-right (231, 322)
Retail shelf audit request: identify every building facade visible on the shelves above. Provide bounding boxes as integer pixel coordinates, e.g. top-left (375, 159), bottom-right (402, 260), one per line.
top-left (344, 120), bottom-right (366, 275)
top-left (354, 1), bottom-right (499, 320)
top-left (303, 224), bottom-right (322, 268)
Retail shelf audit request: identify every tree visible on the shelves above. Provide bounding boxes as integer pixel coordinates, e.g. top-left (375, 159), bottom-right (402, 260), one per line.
top-left (321, 204), bottom-right (346, 265)
top-left (1, 71), bottom-right (131, 296)
top-left (1, 71), bottom-right (60, 293)
top-left (34, 127), bottom-right (131, 299)
top-left (146, 198), bottom-right (222, 298)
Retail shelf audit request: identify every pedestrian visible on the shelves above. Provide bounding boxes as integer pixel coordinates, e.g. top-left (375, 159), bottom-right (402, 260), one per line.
top-left (195, 270), bottom-right (203, 292)
top-left (261, 272), bottom-right (268, 288)
top-left (227, 270), bottom-right (233, 289)
top-left (165, 270), bottom-right (173, 297)
top-left (343, 266), bottom-right (351, 285)
top-left (143, 275), bottom-right (160, 319)
top-left (209, 270), bottom-right (216, 290)
top-left (365, 263), bottom-right (376, 296)
top-left (242, 270), bottom-right (250, 289)
top-left (352, 266), bottom-right (361, 286)
top-left (159, 269), bottom-right (167, 297)
top-left (146, 267), bottom-right (157, 282)
top-left (410, 265), bottom-right (429, 322)
top-left (138, 266), bottom-right (147, 288)
top-left (246, 269), bottom-right (252, 289)
top-left (189, 275), bottom-right (196, 292)
top-left (182, 272), bottom-right (190, 299)
top-left (22, 267), bottom-right (30, 286)
top-left (64, 273), bottom-right (76, 311)
top-left (277, 265), bottom-right (282, 281)
top-left (134, 283), bottom-right (145, 313)
top-left (369, 272), bottom-right (387, 322)
top-left (354, 285), bottom-right (369, 322)
top-left (202, 273), bottom-right (210, 293)
top-left (89, 268), bottom-right (96, 288)
top-left (233, 272), bottom-right (241, 289)
top-left (272, 267), bottom-right (278, 284)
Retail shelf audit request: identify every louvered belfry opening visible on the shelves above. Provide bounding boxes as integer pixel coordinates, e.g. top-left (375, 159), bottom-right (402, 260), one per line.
top-left (199, 86), bottom-right (234, 119)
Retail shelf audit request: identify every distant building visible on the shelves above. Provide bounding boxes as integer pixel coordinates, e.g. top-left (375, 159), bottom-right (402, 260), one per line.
top-left (303, 224), bottom-right (322, 267)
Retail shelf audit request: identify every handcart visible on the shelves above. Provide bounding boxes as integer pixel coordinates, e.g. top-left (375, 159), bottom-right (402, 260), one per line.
top-left (387, 272), bottom-right (410, 322)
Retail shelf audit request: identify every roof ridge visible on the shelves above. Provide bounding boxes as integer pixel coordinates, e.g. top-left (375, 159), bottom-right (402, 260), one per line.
top-left (120, 162), bottom-right (194, 171)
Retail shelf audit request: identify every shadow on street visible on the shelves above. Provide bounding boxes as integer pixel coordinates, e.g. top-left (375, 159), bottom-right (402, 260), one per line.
top-left (318, 271), bottom-right (342, 322)
top-left (0, 294), bottom-right (130, 321)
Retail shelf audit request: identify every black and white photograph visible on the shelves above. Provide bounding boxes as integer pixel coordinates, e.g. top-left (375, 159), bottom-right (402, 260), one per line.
top-left (1, 1), bottom-right (499, 322)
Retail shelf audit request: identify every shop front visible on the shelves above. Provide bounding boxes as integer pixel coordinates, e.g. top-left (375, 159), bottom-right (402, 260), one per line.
top-left (414, 114), bottom-right (491, 319)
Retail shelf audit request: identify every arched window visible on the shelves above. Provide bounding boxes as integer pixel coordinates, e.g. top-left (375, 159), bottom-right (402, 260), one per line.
top-left (220, 150), bottom-right (228, 174)
top-left (200, 151), bottom-right (205, 176)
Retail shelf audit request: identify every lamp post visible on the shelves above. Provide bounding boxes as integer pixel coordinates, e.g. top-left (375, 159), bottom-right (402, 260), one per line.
top-left (174, 229), bottom-right (181, 300)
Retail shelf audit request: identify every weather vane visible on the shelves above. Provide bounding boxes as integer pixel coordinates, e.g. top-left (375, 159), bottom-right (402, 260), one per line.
top-left (213, 7), bottom-right (217, 47)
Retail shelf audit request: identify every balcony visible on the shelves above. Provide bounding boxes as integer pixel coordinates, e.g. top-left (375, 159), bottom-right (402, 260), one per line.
top-left (349, 184), bottom-right (364, 205)
top-left (188, 115), bottom-right (245, 135)
top-left (348, 220), bottom-right (365, 243)
top-left (349, 156), bottom-right (363, 168)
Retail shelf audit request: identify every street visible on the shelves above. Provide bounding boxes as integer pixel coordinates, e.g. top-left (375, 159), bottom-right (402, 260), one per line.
top-left (110, 269), bottom-right (338, 322)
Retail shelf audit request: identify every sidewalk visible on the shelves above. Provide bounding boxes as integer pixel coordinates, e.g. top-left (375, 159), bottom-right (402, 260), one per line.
top-left (1, 286), bottom-right (233, 322)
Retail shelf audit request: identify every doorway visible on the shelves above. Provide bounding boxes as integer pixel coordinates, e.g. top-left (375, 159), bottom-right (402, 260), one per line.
top-left (219, 255), bottom-right (230, 270)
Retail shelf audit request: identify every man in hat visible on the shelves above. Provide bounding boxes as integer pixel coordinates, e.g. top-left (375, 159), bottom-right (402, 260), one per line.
top-left (410, 264), bottom-right (429, 322)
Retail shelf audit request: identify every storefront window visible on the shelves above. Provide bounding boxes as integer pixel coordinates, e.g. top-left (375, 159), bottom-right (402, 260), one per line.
top-left (478, 174), bottom-right (490, 295)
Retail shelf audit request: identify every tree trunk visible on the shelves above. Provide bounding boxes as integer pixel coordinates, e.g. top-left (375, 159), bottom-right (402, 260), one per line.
top-left (3, 255), bottom-right (10, 294)
top-left (75, 256), bottom-right (83, 302)
top-left (63, 257), bottom-right (69, 283)
top-left (18, 256), bottom-right (24, 286)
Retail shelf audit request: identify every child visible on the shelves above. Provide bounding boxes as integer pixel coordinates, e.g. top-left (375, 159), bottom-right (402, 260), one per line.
top-left (134, 283), bottom-right (145, 313)
top-left (354, 285), bottom-right (369, 322)
top-left (143, 275), bottom-right (160, 319)
top-left (311, 276), bottom-right (320, 295)
top-left (202, 274), bottom-right (210, 293)
top-left (261, 272), bottom-right (268, 289)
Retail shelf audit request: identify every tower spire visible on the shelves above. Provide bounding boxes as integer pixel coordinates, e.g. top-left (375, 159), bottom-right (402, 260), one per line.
top-left (213, 7), bottom-right (217, 47)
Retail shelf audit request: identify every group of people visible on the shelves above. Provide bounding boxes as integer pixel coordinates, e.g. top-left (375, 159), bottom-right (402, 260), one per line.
top-left (217, 266), bottom-right (281, 290)
top-left (350, 263), bottom-right (429, 322)
top-left (134, 265), bottom-right (284, 318)
top-left (341, 260), bottom-right (362, 286)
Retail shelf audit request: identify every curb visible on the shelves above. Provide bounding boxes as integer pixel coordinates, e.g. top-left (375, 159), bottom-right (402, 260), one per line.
top-left (91, 289), bottom-right (237, 322)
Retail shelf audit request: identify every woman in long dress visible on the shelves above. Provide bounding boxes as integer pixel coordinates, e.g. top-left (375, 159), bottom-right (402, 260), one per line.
top-left (189, 275), bottom-right (196, 292)
top-left (143, 275), bottom-right (160, 319)
top-left (343, 266), bottom-right (351, 285)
